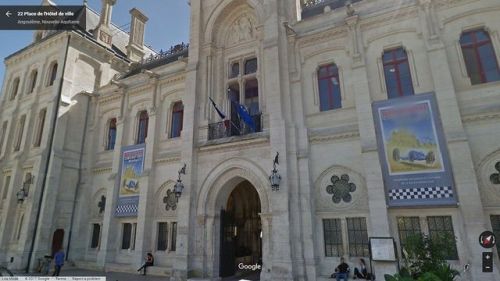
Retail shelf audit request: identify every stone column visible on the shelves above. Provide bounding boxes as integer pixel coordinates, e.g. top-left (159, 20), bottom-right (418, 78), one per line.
top-left (97, 90), bottom-right (127, 266)
top-left (347, 14), bottom-right (398, 278)
top-left (134, 102), bottom-right (158, 267)
top-left (418, 1), bottom-right (499, 278)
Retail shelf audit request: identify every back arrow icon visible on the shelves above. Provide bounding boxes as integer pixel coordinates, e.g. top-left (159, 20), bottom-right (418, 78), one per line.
top-left (6, 11), bottom-right (12, 17)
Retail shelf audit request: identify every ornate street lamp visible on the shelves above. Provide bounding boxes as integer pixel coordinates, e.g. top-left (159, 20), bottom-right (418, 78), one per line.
top-left (17, 174), bottom-right (34, 203)
top-left (174, 164), bottom-right (187, 200)
top-left (269, 152), bottom-right (281, 191)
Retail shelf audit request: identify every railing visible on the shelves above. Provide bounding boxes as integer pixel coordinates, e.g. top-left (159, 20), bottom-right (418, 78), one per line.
top-left (208, 113), bottom-right (262, 140)
top-left (301, 0), bottom-right (361, 19)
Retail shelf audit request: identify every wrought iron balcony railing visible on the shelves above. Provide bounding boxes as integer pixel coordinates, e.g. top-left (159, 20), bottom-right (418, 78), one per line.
top-left (208, 113), bottom-right (262, 141)
top-left (301, 0), bottom-right (361, 19)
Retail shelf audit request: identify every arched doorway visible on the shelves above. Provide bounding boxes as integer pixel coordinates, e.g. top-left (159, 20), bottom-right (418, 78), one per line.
top-left (220, 180), bottom-right (262, 280)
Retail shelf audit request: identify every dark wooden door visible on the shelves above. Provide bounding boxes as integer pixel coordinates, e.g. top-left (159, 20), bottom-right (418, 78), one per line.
top-left (51, 229), bottom-right (64, 257)
top-left (219, 210), bottom-right (235, 277)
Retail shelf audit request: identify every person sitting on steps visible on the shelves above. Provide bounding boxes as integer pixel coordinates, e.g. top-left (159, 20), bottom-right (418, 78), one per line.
top-left (137, 253), bottom-right (154, 275)
top-left (331, 257), bottom-right (350, 281)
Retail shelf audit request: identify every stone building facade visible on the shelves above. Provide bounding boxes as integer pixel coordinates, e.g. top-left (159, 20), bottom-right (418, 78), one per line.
top-left (1, 0), bottom-right (500, 281)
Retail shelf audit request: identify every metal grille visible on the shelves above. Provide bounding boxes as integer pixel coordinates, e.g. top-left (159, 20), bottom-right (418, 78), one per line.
top-left (90, 224), bottom-right (100, 249)
top-left (170, 222), bottom-right (177, 251)
top-left (157, 222), bottom-right (168, 251)
top-left (427, 216), bottom-right (458, 260)
top-left (121, 223), bottom-right (132, 250)
top-left (323, 219), bottom-right (343, 257)
top-left (397, 217), bottom-right (421, 252)
top-left (490, 215), bottom-right (500, 256)
top-left (208, 113), bottom-right (262, 140)
top-left (347, 217), bottom-right (369, 257)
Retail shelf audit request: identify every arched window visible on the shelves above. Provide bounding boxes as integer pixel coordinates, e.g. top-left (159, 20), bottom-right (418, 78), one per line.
top-left (383, 47), bottom-right (414, 99)
top-left (170, 102), bottom-right (184, 138)
top-left (460, 29), bottom-right (500, 85)
top-left (137, 111), bottom-right (148, 144)
top-left (28, 70), bottom-right (38, 94)
top-left (10, 77), bottom-right (20, 100)
top-left (107, 118), bottom-right (117, 150)
top-left (48, 63), bottom-right (58, 86)
top-left (14, 115), bottom-right (26, 152)
top-left (34, 109), bottom-right (46, 147)
top-left (318, 64), bottom-right (342, 111)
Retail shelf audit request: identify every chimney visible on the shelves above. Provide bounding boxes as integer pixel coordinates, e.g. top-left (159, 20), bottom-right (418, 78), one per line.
top-left (94, 0), bottom-right (116, 48)
top-left (126, 8), bottom-right (148, 62)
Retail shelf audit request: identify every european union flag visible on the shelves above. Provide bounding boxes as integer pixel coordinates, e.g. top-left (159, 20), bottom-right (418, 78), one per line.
top-left (233, 100), bottom-right (256, 132)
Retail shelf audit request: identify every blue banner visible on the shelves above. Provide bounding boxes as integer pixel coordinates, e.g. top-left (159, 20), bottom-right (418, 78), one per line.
top-left (372, 93), bottom-right (457, 207)
top-left (115, 144), bottom-right (145, 217)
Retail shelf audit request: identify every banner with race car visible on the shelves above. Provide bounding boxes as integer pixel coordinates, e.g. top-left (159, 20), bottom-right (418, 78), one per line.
top-left (372, 92), bottom-right (457, 207)
top-left (115, 144), bottom-right (145, 217)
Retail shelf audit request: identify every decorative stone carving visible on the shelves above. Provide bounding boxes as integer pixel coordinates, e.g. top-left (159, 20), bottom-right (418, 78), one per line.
top-left (490, 162), bottom-right (500, 185)
top-left (326, 174), bottom-right (357, 204)
top-left (227, 15), bottom-right (255, 45)
top-left (98, 195), bottom-right (106, 214)
top-left (163, 189), bottom-right (177, 211)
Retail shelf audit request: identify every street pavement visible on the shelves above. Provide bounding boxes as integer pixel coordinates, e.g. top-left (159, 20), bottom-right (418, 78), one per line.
top-left (12, 268), bottom-right (261, 281)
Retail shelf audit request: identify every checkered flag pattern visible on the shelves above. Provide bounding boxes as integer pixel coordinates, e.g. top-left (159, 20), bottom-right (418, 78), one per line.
top-left (389, 186), bottom-right (453, 201)
top-left (115, 196), bottom-right (139, 217)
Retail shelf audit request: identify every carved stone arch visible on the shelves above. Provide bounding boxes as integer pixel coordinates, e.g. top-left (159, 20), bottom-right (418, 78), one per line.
top-left (196, 157), bottom-right (270, 216)
top-left (477, 149), bottom-right (500, 206)
top-left (204, 0), bottom-right (264, 46)
top-left (314, 165), bottom-right (368, 212)
top-left (154, 180), bottom-right (177, 216)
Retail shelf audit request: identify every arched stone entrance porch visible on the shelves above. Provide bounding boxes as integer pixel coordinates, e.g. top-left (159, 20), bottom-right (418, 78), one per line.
top-left (196, 159), bottom-right (272, 281)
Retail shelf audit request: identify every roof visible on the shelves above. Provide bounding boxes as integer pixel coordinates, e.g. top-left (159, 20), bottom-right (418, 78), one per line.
top-left (5, 3), bottom-right (156, 62)
top-left (122, 45), bottom-right (189, 79)
top-left (82, 5), bottom-right (156, 58)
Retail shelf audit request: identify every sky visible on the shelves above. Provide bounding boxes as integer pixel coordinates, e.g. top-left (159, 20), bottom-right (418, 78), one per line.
top-left (0, 0), bottom-right (191, 89)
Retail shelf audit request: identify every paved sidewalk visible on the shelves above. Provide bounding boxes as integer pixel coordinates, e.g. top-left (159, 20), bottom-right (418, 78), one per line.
top-left (13, 268), bottom-right (261, 281)
top-left (14, 268), bottom-right (168, 281)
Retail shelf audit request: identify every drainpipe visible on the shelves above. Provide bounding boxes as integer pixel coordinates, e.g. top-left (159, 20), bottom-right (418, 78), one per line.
top-left (65, 90), bottom-right (93, 261)
top-left (25, 32), bottom-right (71, 273)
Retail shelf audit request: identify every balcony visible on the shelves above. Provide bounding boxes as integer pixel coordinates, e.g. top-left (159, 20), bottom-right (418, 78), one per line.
top-left (208, 113), bottom-right (262, 141)
top-left (301, 0), bottom-right (362, 19)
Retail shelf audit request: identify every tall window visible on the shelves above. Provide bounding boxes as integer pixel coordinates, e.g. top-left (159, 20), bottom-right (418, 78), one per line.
top-left (121, 223), bottom-right (132, 249)
top-left (10, 77), bottom-right (20, 100)
top-left (17, 214), bottom-right (24, 240)
top-left (137, 111), bottom-right (148, 144)
top-left (383, 47), bottom-right (414, 99)
top-left (34, 109), bottom-right (46, 147)
top-left (157, 222), bottom-right (168, 251)
top-left (397, 216), bottom-right (422, 251)
top-left (460, 29), bottom-right (500, 85)
top-left (347, 217), bottom-right (369, 257)
top-left (0, 121), bottom-right (7, 154)
top-left (28, 70), bottom-right (38, 94)
top-left (318, 64), bottom-right (342, 111)
top-left (48, 63), bottom-right (58, 86)
top-left (107, 118), bottom-right (117, 150)
top-left (170, 222), bottom-right (177, 251)
top-left (90, 223), bottom-right (101, 249)
top-left (1, 175), bottom-right (10, 200)
top-left (170, 102), bottom-right (184, 138)
top-left (490, 215), bottom-right (500, 256)
top-left (427, 216), bottom-right (458, 260)
top-left (323, 218), bottom-right (343, 257)
top-left (14, 115), bottom-right (26, 152)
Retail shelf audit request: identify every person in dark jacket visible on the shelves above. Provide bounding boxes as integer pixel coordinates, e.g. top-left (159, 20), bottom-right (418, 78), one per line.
top-left (137, 253), bottom-right (154, 275)
top-left (52, 249), bottom-right (65, 276)
top-left (331, 257), bottom-right (350, 280)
